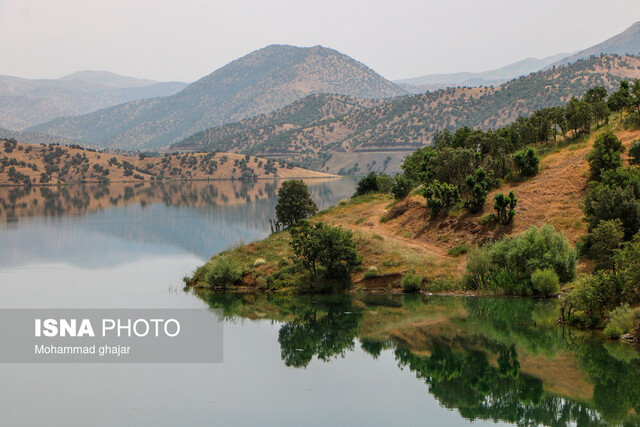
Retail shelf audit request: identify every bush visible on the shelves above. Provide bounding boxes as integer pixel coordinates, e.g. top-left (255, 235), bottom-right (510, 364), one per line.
top-left (513, 148), bottom-right (540, 177)
top-left (583, 182), bottom-right (640, 240)
top-left (448, 244), bottom-right (470, 256)
top-left (579, 218), bottom-right (624, 270)
top-left (391, 174), bottom-right (413, 200)
top-left (586, 131), bottom-right (624, 181)
top-left (531, 268), bottom-right (560, 297)
top-left (253, 258), bottom-right (267, 267)
top-left (421, 180), bottom-right (460, 217)
top-left (494, 191), bottom-right (517, 225)
top-left (203, 257), bottom-right (244, 288)
top-left (275, 180), bottom-right (318, 228)
top-left (401, 271), bottom-right (422, 293)
top-left (464, 168), bottom-right (490, 213)
top-left (604, 304), bottom-right (639, 338)
top-left (289, 220), bottom-right (361, 285)
top-left (353, 172), bottom-right (380, 196)
top-left (629, 141), bottom-right (640, 166)
top-left (463, 224), bottom-right (576, 295)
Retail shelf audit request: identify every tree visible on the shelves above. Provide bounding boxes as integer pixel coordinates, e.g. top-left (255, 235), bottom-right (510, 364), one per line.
top-left (513, 148), bottom-right (540, 177)
top-left (494, 191), bottom-right (517, 225)
top-left (275, 180), bottom-right (318, 228)
top-left (464, 168), bottom-right (490, 213)
top-left (289, 220), bottom-right (361, 283)
top-left (401, 146), bottom-right (436, 183)
top-left (421, 180), bottom-right (460, 217)
top-left (565, 98), bottom-right (592, 136)
top-left (583, 183), bottom-right (640, 240)
top-left (353, 172), bottom-right (380, 196)
top-left (391, 174), bottom-right (413, 200)
top-left (583, 219), bottom-right (624, 270)
top-left (583, 86), bottom-right (609, 125)
top-left (586, 132), bottom-right (624, 181)
top-left (607, 80), bottom-right (631, 119)
top-left (629, 141), bottom-right (640, 166)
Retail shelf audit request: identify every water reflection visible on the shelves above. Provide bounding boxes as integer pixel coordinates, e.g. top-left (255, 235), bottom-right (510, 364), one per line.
top-left (194, 292), bottom-right (640, 426)
top-left (0, 178), bottom-right (356, 268)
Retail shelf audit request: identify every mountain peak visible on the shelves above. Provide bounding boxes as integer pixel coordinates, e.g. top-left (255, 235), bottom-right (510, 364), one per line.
top-left (59, 70), bottom-right (160, 88)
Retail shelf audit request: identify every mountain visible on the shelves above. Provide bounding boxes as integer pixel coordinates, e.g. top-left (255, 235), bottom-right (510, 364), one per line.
top-left (554, 21), bottom-right (640, 66)
top-left (59, 70), bottom-right (160, 88)
top-left (173, 54), bottom-right (640, 175)
top-left (0, 72), bottom-right (188, 130)
top-left (27, 45), bottom-right (407, 150)
top-left (396, 52), bottom-right (572, 93)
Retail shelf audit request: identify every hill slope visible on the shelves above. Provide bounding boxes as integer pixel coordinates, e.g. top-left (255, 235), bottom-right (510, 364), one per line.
top-left (396, 52), bottom-right (571, 92)
top-left (174, 54), bottom-right (640, 174)
top-left (0, 140), bottom-right (333, 186)
top-left (0, 73), bottom-right (187, 130)
top-left (555, 22), bottom-right (640, 66)
top-left (27, 45), bottom-right (407, 150)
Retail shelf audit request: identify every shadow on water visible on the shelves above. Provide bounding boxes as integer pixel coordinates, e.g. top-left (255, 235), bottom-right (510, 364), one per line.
top-left (194, 291), bottom-right (640, 426)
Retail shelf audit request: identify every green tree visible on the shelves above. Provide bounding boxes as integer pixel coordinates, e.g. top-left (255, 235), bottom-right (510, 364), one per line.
top-left (629, 141), bottom-right (640, 166)
top-left (513, 148), bottom-right (540, 177)
top-left (422, 180), bottom-right (460, 217)
top-left (353, 172), bottom-right (380, 196)
top-left (289, 220), bottom-right (361, 283)
top-left (494, 191), bottom-right (517, 225)
top-left (583, 86), bottom-right (609, 125)
top-left (583, 183), bottom-right (640, 240)
top-left (565, 97), bottom-right (592, 137)
top-left (586, 132), bottom-right (624, 181)
top-left (391, 174), bottom-right (413, 200)
top-left (275, 180), bottom-right (318, 228)
top-left (581, 219), bottom-right (624, 270)
top-left (464, 168), bottom-right (490, 213)
top-left (607, 80), bottom-right (631, 119)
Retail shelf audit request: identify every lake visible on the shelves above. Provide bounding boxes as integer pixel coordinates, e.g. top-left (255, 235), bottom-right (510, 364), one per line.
top-left (1, 179), bottom-right (639, 426)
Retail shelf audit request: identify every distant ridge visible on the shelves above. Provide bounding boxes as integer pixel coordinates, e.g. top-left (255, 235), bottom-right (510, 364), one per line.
top-left (28, 44), bottom-right (407, 150)
top-left (553, 21), bottom-right (640, 66)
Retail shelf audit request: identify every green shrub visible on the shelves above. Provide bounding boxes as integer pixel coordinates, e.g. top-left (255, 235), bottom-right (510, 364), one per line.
top-left (586, 131), bottom-right (624, 181)
top-left (578, 218), bottom-right (624, 270)
top-left (494, 191), bottom-right (517, 225)
top-left (401, 271), bottom-right (422, 293)
top-left (289, 220), bottom-right (361, 285)
top-left (203, 257), bottom-right (244, 288)
top-left (391, 174), bottom-right (413, 200)
top-left (421, 180), bottom-right (460, 217)
top-left (629, 141), bottom-right (640, 166)
top-left (531, 268), bottom-right (560, 297)
top-left (364, 266), bottom-right (379, 278)
top-left (463, 224), bottom-right (576, 295)
top-left (464, 168), bottom-right (490, 213)
top-left (353, 172), bottom-right (380, 197)
top-left (513, 148), bottom-right (540, 177)
top-left (448, 244), bottom-right (470, 256)
top-left (605, 304), bottom-right (639, 338)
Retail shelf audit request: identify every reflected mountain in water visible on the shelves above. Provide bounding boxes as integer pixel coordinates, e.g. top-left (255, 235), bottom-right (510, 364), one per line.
top-left (194, 292), bottom-right (640, 426)
top-left (0, 179), bottom-right (356, 268)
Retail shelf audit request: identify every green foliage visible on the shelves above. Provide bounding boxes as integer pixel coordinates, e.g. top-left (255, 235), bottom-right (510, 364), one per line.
top-left (275, 180), bottom-right (318, 228)
top-left (531, 268), bottom-right (560, 297)
top-left (565, 97), bottom-right (592, 136)
top-left (586, 132), bottom-right (624, 180)
top-left (629, 141), bottom-right (640, 166)
top-left (289, 220), bottom-right (361, 285)
top-left (494, 191), bottom-right (517, 225)
top-left (604, 304), bottom-right (638, 339)
top-left (579, 219), bottom-right (624, 270)
top-left (401, 147), bottom-right (436, 183)
top-left (583, 182), bottom-right (640, 240)
top-left (203, 257), bottom-right (244, 288)
top-left (421, 180), bottom-right (460, 217)
top-left (390, 174), bottom-right (413, 200)
top-left (464, 225), bottom-right (576, 295)
top-left (377, 173), bottom-right (394, 194)
top-left (353, 172), bottom-right (381, 196)
top-left (401, 271), bottom-right (422, 293)
top-left (448, 243), bottom-right (470, 256)
top-left (512, 148), bottom-right (539, 177)
top-left (464, 168), bottom-right (490, 213)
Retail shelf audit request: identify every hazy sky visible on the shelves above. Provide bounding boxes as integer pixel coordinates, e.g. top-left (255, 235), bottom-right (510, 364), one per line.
top-left (2, 0), bottom-right (640, 83)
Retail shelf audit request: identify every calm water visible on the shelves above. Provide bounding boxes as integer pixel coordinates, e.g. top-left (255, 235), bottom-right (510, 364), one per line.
top-left (1, 179), bottom-right (639, 426)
